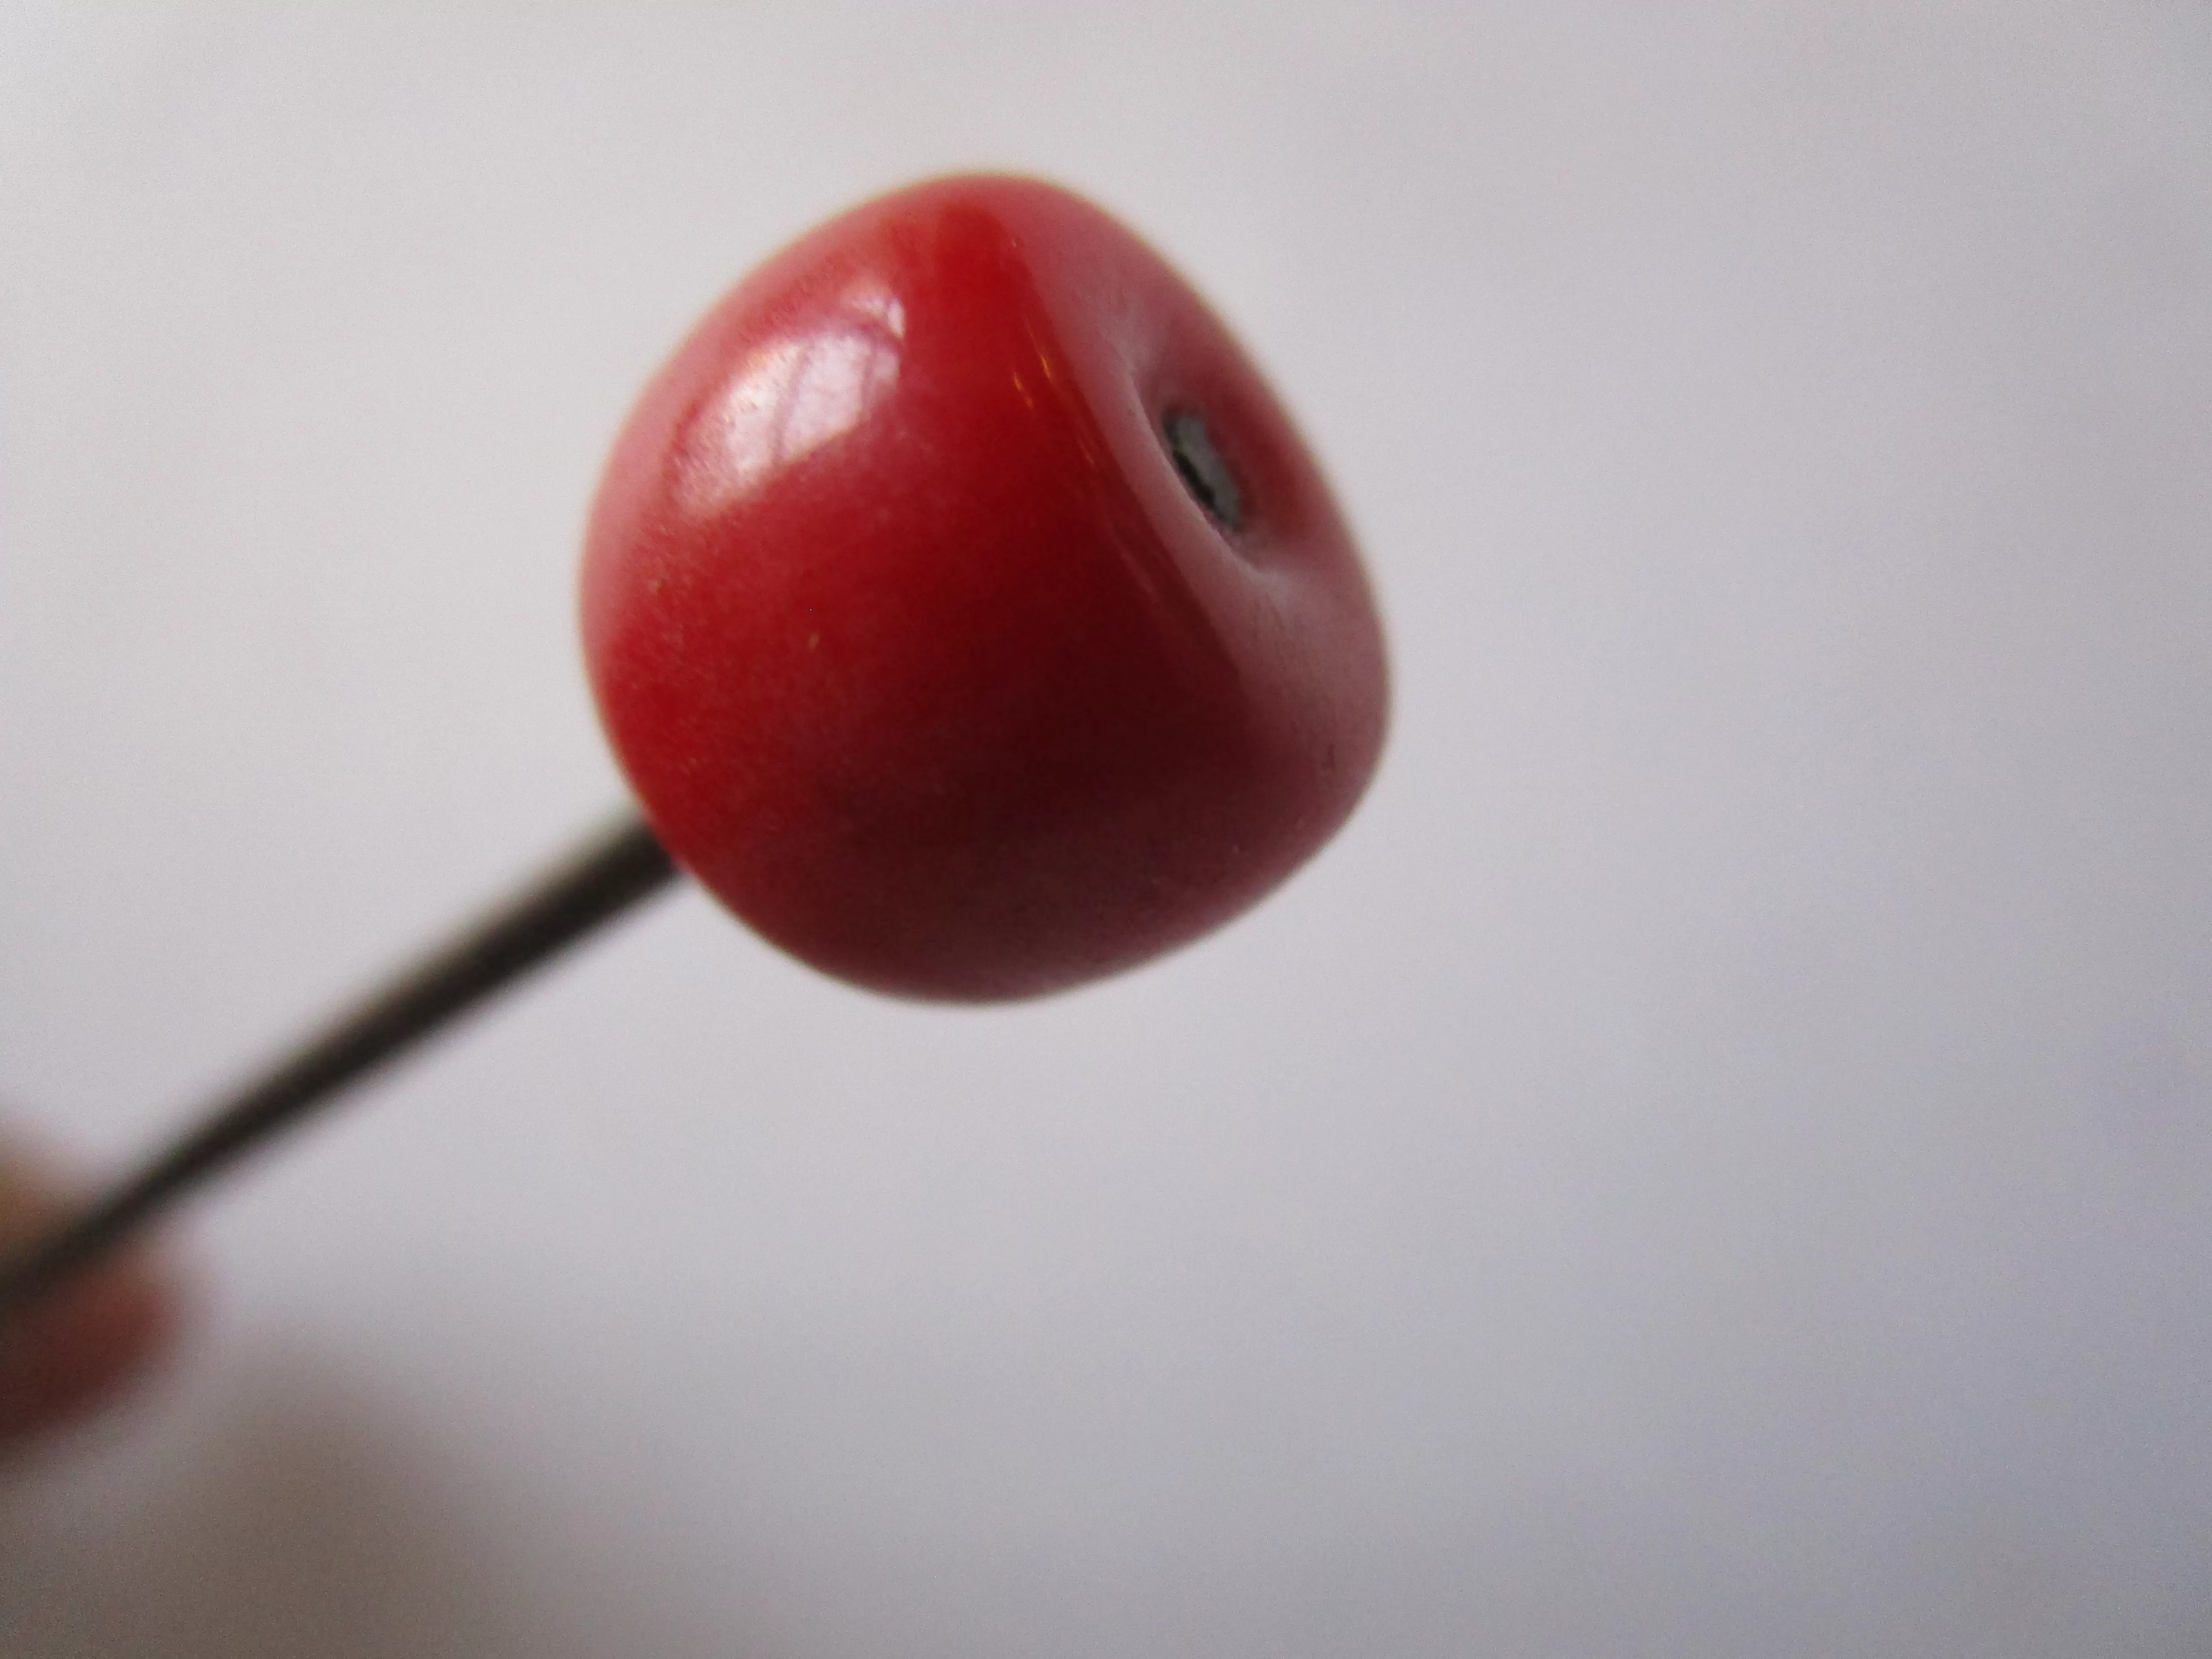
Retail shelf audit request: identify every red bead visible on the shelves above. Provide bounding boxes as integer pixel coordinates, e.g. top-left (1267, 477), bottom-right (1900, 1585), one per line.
top-left (581, 176), bottom-right (1386, 1000)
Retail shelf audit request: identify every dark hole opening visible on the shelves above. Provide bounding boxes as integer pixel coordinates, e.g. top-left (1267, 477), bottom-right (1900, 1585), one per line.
top-left (1162, 410), bottom-right (1245, 532)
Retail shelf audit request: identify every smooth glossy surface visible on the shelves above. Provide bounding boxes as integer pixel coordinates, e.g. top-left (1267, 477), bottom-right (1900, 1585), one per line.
top-left (583, 176), bottom-right (1386, 999)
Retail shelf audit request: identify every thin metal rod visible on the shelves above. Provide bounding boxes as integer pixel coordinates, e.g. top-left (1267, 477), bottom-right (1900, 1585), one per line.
top-left (0, 812), bottom-right (679, 1320)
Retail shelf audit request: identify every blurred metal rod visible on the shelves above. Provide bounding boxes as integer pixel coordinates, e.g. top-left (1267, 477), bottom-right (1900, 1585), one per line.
top-left (0, 812), bottom-right (678, 1321)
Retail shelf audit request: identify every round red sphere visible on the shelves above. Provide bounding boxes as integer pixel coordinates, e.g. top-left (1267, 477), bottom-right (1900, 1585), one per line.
top-left (581, 176), bottom-right (1386, 1000)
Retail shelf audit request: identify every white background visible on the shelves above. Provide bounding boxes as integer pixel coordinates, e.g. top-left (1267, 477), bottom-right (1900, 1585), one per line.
top-left (4, 4), bottom-right (2210, 1654)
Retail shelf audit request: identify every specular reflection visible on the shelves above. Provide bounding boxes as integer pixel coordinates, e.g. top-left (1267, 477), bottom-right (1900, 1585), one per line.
top-left (678, 277), bottom-right (906, 516)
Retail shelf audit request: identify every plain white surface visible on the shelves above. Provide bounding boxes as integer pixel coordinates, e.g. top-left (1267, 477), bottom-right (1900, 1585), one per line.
top-left (3, 3), bottom-right (2210, 1653)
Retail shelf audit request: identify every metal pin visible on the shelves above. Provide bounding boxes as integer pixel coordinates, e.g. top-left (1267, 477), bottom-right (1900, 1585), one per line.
top-left (0, 813), bottom-right (678, 1320)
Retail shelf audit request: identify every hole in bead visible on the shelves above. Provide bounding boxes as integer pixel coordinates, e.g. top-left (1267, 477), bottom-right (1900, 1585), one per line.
top-left (1162, 409), bottom-right (1245, 532)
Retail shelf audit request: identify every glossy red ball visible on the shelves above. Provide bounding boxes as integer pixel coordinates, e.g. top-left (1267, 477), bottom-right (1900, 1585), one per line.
top-left (581, 176), bottom-right (1386, 1000)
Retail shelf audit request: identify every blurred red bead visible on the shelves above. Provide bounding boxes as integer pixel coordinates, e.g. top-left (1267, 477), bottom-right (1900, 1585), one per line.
top-left (582, 176), bottom-right (1386, 1000)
